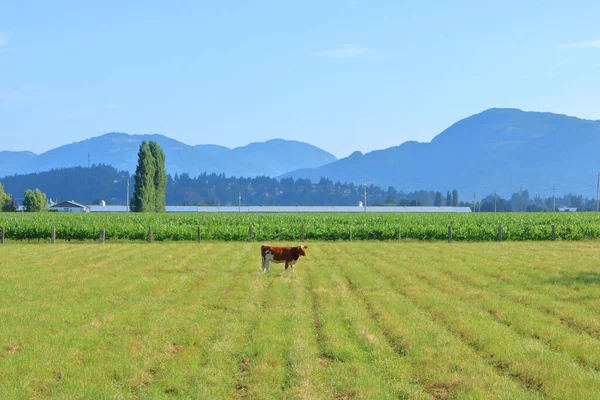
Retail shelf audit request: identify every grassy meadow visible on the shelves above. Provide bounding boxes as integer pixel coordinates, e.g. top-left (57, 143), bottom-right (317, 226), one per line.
top-left (1, 242), bottom-right (600, 399)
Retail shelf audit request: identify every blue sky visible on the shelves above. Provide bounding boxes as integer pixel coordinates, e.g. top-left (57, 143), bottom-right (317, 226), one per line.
top-left (1, 0), bottom-right (599, 158)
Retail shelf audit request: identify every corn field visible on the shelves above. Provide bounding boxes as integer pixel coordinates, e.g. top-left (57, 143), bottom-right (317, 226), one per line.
top-left (1, 212), bottom-right (600, 241)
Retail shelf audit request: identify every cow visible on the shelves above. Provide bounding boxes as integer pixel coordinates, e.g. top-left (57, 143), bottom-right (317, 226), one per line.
top-left (261, 245), bottom-right (308, 273)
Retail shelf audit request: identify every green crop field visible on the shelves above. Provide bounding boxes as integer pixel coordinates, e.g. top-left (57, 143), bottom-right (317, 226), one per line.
top-left (1, 242), bottom-right (600, 399)
top-left (1, 212), bottom-right (600, 241)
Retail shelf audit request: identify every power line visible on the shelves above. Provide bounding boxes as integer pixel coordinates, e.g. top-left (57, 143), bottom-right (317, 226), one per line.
top-left (494, 189), bottom-right (497, 213)
top-left (519, 185), bottom-right (523, 212)
top-left (364, 180), bottom-right (367, 211)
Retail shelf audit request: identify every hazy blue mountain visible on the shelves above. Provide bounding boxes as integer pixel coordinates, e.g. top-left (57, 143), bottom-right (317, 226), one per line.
top-left (0, 151), bottom-right (36, 174)
top-left (0, 133), bottom-right (337, 178)
top-left (282, 108), bottom-right (600, 197)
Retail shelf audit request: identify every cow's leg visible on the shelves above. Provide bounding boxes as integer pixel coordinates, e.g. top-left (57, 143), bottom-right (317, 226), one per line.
top-left (285, 262), bottom-right (289, 270)
top-left (262, 258), bottom-right (266, 273)
top-left (265, 260), bottom-right (270, 274)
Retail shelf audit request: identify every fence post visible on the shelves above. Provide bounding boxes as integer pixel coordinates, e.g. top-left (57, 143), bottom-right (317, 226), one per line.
top-left (349, 226), bottom-right (353, 242)
top-left (249, 224), bottom-right (253, 243)
top-left (398, 226), bottom-right (401, 242)
top-left (51, 226), bottom-right (56, 244)
top-left (301, 225), bottom-right (305, 242)
top-left (148, 227), bottom-right (153, 243)
top-left (448, 225), bottom-right (452, 243)
top-left (0, 226), bottom-right (4, 244)
top-left (99, 229), bottom-right (105, 244)
top-left (552, 225), bottom-right (555, 241)
top-left (498, 225), bottom-right (502, 242)
top-left (197, 227), bottom-right (201, 243)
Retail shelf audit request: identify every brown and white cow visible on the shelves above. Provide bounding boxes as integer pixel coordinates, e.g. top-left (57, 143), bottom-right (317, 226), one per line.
top-left (261, 245), bottom-right (308, 273)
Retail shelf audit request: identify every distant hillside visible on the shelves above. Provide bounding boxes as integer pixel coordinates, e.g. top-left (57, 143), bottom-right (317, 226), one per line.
top-left (282, 108), bottom-right (600, 197)
top-left (0, 134), bottom-right (337, 178)
top-left (0, 165), bottom-right (398, 206)
top-left (0, 165), bottom-right (130, 204)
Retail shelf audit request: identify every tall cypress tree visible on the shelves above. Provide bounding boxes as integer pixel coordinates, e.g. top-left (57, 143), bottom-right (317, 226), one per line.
top-left (452, 189), bottom-right (459, 207)
top-left (434, 191), bottom-right (443, 206)
top-left (149, 141), bottom-right (167, 212)
top-left (446, 190), bottom-right (452, 206)
top-left (131, 141), bottom-right (156, 212)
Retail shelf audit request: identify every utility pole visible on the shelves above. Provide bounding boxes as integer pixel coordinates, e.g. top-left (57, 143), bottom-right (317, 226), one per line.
top-left (364, 180), bottom-right (367, 212)
top-left (553, 184), bottom-right (556, 212)
top-left (494, 190), bottom-right (497, 213)
top-left (519, 185), bottom-right (523, 212)
top-left (473, 192), bottom-right (476, 212)
top-left (126, 177), bottom-right (130, 212)
top-left (238, 192), bottom-right (241, 212)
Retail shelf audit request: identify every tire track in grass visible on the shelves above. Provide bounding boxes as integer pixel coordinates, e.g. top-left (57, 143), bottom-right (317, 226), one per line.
top-left (446, 244), bottom-right (600, 312)
top-left (286, 270), bottom-right (322, 399)
top-left (402, 258), bottom-right (600, 372)
top-left (428, 248), bottom-right (600, 341)
top-left (361, 245), bottom-right (600, 399)
top-left (88, 243), bottom-right (226, 396)
top-left (331, 244), bottom-right (536, 400)
top-left (307, 270), bottom-right (334, 366)
top-left (306, 245), bottom-right (432, 399)
top-left (233, 274), bottom-right (275, 398)
top-left (0, 245), bottom-right (156, 398)
top-left (444, 244), bottom-right (600, 324)
top-left (343, 275), bottom-right (408, 358)
top-left (136, 243), bottom-right (259, 398)
top-left (243, 272), bottom-right (300, 398)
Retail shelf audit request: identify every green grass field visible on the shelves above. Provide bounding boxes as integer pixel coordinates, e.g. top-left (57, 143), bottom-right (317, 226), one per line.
top-left (1, 242), bottom-right (600, 399)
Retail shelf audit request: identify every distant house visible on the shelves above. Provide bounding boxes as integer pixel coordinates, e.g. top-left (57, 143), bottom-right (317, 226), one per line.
top-left (50, 200), bottom-right (90, 213)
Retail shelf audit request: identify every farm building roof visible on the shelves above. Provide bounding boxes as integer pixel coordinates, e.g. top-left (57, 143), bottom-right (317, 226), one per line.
top-left (51, 200), bottom-right (87, 209)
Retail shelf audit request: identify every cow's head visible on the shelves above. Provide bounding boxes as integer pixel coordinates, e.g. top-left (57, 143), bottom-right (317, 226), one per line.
top-left (297, 245), bottom-right (308, 256)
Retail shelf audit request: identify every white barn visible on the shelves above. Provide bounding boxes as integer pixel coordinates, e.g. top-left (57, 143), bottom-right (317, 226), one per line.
top-left (50, 200), bottom-right (90, 213)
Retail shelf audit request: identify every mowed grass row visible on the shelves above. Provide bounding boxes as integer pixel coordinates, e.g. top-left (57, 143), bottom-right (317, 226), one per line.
top-left (1, 242), bottom-right (600, 398)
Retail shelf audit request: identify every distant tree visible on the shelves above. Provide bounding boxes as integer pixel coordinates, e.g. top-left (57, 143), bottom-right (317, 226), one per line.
top-left (452, 189), bottom-right (459, 207)
top-left (526, 204), bottom-right (544, 212)
top-left (564, 193), bottom-right (584, 209)
top-left (446, 191), bottom-right (452, 206)
top-left (131, 141), bottom-right (156, 212)
top-left (434, 191), bottom-right (443, 206)
top-left (414, 190), bottom-right (433, 206)
top-left (23, 188), bottom-right (48, 212)
top-left (8, 196), bottom-right (18, 212)
top-left (149, 141), bottom-right (167, 212)
top-left (0, 183), bottom-right (12, 211)
top-left (480, 197), bottom-right (511, 212)
top-left (510, 189), bottom-right (530, 212)
top-left (384, 195), bottom-right (396, 206)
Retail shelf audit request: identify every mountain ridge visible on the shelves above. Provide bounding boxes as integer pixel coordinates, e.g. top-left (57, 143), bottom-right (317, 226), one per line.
top-left (280, 108), bottom-right (600, 197)
top-left (0, 133), bottom-right (338, 179)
